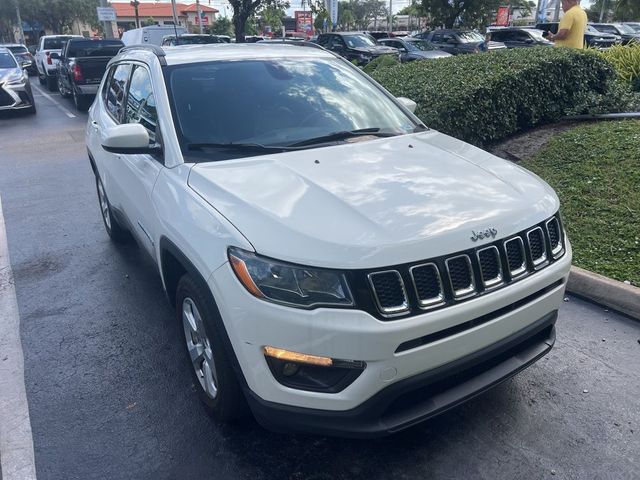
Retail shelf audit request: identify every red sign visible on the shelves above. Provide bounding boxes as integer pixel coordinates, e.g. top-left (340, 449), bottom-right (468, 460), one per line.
top-left (495, 6), bottom-right (510, 26)
top-left (295, 11), bottom-right (312, 34)
top-left (195, 15), bottom-right (209, 26)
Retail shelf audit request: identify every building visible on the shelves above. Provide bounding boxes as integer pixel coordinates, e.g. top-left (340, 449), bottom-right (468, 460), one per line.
top-left (111, 2), bottom-right (218, 32)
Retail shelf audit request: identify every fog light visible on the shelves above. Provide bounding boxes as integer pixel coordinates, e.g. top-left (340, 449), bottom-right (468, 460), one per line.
top-left (263, 345), bottom-right (366, 393)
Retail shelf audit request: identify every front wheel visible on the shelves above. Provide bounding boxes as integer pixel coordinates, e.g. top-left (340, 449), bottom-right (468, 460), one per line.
top-left (176, 274), bottom-right (247, 422)
top-left (46, 75), bottom-right (57, 92)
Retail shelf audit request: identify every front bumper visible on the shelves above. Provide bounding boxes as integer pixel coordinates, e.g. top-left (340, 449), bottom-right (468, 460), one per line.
top-left (247, 310), bottom-right (557, 437)
top-left (0, 81), bottom-right (34, 111)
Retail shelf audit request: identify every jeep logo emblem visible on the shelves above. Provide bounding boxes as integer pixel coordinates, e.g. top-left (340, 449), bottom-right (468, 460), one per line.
top-left (471, 228), bottom-right (498, 242)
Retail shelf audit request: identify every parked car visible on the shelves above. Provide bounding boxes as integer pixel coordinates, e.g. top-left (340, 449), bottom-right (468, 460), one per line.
top-left (35, 34), bottom-right (83, 91)
top-left (367, 31), bottom-right (395, 40)
top-left (0, 43), bottom-right (37, 75)
top-left (589, 23), bottom-right (640, 44)
top-left (536, 22), bottom-right (619, 49)
top-left (415, 30), bottom-right (506, 54)
top-left (0, 47), bottom-right (36, 114)
top-left (487, 28), bottom-right (553, 48)
top-left (314, 32), bottom-right (398, 65)
top-left (378, 37), bottom-right (452, 61)
top-left (121, 25), bottom-right (187, 46)
top-left (54, 38), bottom-right (124, 111)
top-left (624, 22), bottom-right (640, 33)
top-left (86, 43), bottom-right (571, 437)
top-left (161, 34), bottom-right (223, 46)
top-left (216, 35), bottom-right (232, 43)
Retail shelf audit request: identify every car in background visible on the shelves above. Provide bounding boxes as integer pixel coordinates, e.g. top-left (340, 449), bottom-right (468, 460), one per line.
top-left (121, 25), bottom-right (187, 46)
top-left (216, 35), bottom-right (232, 43)
top-left (624, 22), bottom-right (640, 33)
top-left (589, 23), bottom-right (640, 44)
top-left (161, 34), bottom-right (224, 46)
top-left (415, 30), bottom-right (506, 54)
top-left (35, 34), bottom-right (83, 91)
top-left (536, 22), bottom-right (619, 49)
top-left (378, 37), bottom-right (452, 61)
top-left (487, 28), bottom-right (553, 48)
top-left (54, 38), bottom-right (124, 111)
top-left (244, 35), bottom-right (267, 43)
top-left (0, 47), bottom-right (36, 114)
top-left (314, 32), bottom-right (398, 65)
top-left (0, 44), bottom-right (37, 75)
top-left (367, 31), bottom-right (395, 40)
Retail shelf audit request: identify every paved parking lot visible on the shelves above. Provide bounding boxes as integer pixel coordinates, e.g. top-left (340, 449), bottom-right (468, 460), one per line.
top-left (0, 84), bottom-right (639, 480)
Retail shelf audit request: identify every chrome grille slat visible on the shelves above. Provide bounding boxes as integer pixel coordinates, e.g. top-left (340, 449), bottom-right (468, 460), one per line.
top-left (409, 263), bottom-right (445, 309)
top-left (477, 245), bottom-right (503, 289)
top-left (367, 270), bottom-right (409, 316)
top-left (445, 254), bottom-right (476, 299)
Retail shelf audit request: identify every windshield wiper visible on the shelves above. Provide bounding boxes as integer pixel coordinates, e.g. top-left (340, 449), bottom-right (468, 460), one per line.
top-left (187, 142), bottom-right (293, 152)
top-left (286, 128), bottom-right (400, 148)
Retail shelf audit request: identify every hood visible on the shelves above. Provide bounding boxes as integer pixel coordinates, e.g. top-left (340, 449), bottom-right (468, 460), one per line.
top-left (410, 50), bottom-right (452, 59)
top-left (486, 40), bottom-right (507, 49)
top-left (188, 131), bottom-right (559, 269)
top-left (0, 67), bottom-right (23, 83)
top-left (354, 46), bottom-right (397, 55)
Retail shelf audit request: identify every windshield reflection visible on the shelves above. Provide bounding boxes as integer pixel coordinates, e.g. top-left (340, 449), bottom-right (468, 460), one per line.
top-left (166, 58), bottom-right (417, 161)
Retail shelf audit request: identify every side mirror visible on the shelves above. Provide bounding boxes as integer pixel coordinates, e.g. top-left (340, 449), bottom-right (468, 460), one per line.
top-left (397, 97), bottom-right (417, 113)
top-left (101, 124), bottom-right (160, 155)
top-left (20, 60), bottom-right (31, 69)
top-left (49, 52), bottom-right (60, 60)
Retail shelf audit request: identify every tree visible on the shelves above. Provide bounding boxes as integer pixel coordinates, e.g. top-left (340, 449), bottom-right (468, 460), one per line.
top-left (0, 0), bottom-right (100, 36)
top-left (314, 10), bottom-right (329, 32)
top-left (228, 0), bottom-right (288, 42)
top-left (210, 17), bottom-right (233, 36)
top-left (420, 0), bottom-right (533, 29)
top-left (142, 17), bottom-right (156, 27)
top-left (258, 4), bottom-right (287, 33)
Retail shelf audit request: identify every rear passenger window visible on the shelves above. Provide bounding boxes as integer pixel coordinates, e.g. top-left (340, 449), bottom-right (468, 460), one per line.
top-left (106, 63), bottom-right (132, 122)
top-left (125, 66), bottom-right (157, 144)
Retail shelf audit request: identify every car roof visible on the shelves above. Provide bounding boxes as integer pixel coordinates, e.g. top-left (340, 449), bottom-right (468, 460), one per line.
top-left (321, 31), bottom-right (368, 36)
top-left (119, 43), bottom-right (334, 66)
top-left (0, 43), bottom-right (25, 47)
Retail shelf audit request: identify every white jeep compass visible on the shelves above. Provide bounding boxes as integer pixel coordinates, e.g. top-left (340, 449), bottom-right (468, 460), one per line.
top-left (86, 43), bottom-right (571, 437)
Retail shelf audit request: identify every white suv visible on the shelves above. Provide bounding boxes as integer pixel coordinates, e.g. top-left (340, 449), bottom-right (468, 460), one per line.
top-left (86, 44), bottom-right (572, 437)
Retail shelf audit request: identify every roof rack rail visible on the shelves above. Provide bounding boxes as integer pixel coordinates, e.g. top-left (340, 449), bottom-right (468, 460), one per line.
top-left (119, 44), bottom-right (167, 65)
top-left (256, 39), bottom-right (325, 50)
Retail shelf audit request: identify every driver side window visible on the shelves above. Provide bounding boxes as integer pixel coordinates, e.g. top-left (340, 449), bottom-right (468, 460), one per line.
top-left (125, 66), bottom-right (157, 145)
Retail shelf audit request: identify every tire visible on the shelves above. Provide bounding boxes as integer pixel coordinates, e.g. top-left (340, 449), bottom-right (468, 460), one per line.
top-left (26, 103), bottom-right (36, 115)
top-left (176, 274), bottom-right (247, 422)
top-left (73, 89), bottom-right (90, 111)
top-left (58, 76), bottom-right (71, 98)
top-left (95, 175), bottom-right (129, 243)
top-left (38, 71), bottom-right (45, 85)
top-left (46, 75), bottom-right (57, 92)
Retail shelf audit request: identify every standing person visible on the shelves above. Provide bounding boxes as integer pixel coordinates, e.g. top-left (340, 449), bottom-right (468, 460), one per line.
top-left (547, 0), bottom-right (588, 49)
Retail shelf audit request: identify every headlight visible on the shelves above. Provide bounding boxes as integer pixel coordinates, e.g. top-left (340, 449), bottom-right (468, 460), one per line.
top-left (5, 71), bottom-right (25, 86)
top-left (228, 247), bottom-right (353, 308)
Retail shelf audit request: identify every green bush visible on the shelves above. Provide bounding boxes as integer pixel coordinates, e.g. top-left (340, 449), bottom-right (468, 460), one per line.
top-left (600, 43), bottom-right (640, 91)
top-left (370, 47), bottom-right (617, 146)
top-left (362, 54), bottom-right (400, 74)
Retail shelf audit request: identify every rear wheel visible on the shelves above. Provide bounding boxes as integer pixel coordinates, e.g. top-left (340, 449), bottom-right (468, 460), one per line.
top-left (58, 76), bottom-right (71, 98)
top-left (95, 176), bottom-right (128, 242)
top-left (46, 75), bottom-right (57, 92)
top-left (73, 89), bottom-right (90, 111)
top-left (38, 67), bottom-right (45, 85)
top-left (176, 274), bottom-right (247, 422)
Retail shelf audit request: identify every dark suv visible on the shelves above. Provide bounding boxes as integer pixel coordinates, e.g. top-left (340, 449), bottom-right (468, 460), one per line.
top-left (315, 32), bottom-right (398, 65)
top-left (415, 30), bottom-right (506, 54)
top-left (488, 28), bottom-right (553, 48)
top-left (589, 23), bottom-right (640, 44)
top-left (536, 22), bottom-right (618, 48)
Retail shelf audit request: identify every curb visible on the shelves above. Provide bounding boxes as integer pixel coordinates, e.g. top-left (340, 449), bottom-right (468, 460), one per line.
top-left (567, 266), bottom-right (640, 321)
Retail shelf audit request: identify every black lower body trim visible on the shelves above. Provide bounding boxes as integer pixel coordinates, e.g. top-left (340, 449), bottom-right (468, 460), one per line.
top-left (246, 310), bottom-right (558, 438)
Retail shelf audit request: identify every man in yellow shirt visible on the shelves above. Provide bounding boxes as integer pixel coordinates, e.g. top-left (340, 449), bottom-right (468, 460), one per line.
top-left (548, 0), bottom-right (588, 49)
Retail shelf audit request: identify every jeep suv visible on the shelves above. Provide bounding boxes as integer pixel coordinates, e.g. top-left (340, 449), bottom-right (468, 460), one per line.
top-left (86, 43), bottom-right (571, 437)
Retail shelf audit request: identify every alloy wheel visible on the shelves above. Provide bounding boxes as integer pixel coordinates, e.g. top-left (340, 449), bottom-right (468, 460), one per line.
top-left (182, 297), bottom-right (218, 399)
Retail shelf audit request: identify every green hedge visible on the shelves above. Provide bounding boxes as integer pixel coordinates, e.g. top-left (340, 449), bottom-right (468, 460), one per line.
top-left (600, 43), bottom-right (640, 91)
top-left (370, 47), bottom-right (616, 146)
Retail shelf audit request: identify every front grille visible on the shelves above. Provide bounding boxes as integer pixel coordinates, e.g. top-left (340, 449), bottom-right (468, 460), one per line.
top-left (446, 255), bottom-right (475, 299)
top-left (527, 227), bottom-right (547, 268)
top-left (368, 270), bottom-right (408, 315)
top-left (365, 213), bottom-right (565, 319)
top-left (0, 85), bottom-right (14, 107)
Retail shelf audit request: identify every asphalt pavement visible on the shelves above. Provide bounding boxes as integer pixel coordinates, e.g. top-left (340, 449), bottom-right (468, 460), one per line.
top-left (0, 83), bottom-right (639, 480)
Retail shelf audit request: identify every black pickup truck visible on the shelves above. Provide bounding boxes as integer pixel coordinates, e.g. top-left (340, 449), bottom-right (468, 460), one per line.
top-left (52, 38), bottom-right (123, 111)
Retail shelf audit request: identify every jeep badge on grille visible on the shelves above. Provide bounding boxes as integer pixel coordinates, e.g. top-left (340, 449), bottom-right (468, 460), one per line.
top-left (471, 228), bottom-right (498, 242)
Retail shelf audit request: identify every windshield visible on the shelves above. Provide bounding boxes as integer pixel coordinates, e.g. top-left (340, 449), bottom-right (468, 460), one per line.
top-left (627, 23), bottom-right (640, 32)
top-left (165, 58), bottom-right (417, 161)
top-left (0, 50), bottom-right (17, 68)
top-left (43, 36), bottom-right (76, 50)
top-left (6, 45), bottom-right (28, 54)
top-left (457, 32), bottom-right (484, 43)
top-left (67, 40), bottom-right (123, 57)
top-left (615, 24), bottom-right (636, 34)
top-left (405, 39), bottom-right (436, 51)
top-left (586, 25), bottom-right (603, 34)
top-left (343, 34), bottom-right (376, 48)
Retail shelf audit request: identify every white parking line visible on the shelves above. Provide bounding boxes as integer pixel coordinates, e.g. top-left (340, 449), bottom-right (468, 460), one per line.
top-left (0, 196), bottom-right (37, 480)
top-left (32, 84), bottom-right (76, 119)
